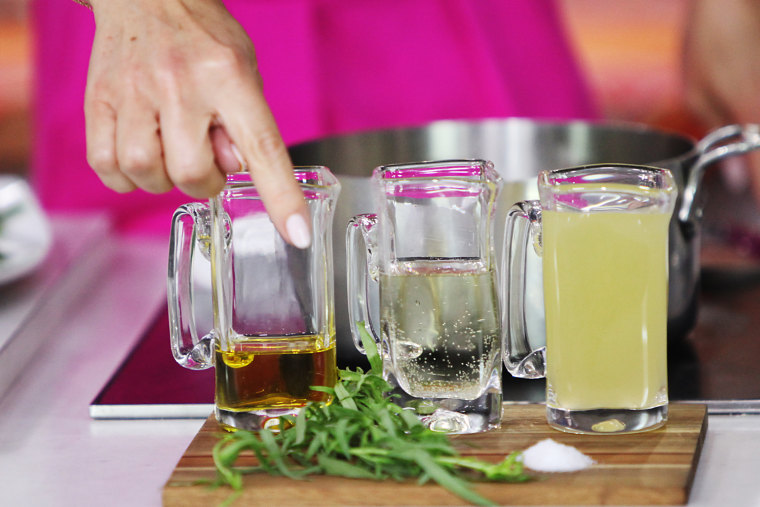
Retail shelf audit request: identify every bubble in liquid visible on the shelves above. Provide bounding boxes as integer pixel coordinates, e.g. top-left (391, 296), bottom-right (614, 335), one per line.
top-left (221, 349), bottom-right (256, 368)
top-left (394, 340), bottom-right (424, 360)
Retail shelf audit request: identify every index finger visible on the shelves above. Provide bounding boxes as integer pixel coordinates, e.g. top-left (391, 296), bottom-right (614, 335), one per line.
top-left (218, 89), bottom-right (311, 249)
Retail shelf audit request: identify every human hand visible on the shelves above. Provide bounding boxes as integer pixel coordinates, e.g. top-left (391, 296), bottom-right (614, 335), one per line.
top-left (84, 0), bottom-right (311, 247)
top-left (683, 0), bottom-right (760, 201)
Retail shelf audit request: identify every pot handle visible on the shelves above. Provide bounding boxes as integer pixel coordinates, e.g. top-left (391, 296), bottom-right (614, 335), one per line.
top-left (679, 124), bottom-right (760, 223)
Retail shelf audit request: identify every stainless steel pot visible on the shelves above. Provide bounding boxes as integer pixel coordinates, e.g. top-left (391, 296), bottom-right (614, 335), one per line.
top-left (289, 118), bottom-right (760, 366)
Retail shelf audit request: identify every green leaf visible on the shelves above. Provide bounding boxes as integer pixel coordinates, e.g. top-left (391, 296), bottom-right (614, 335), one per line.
top-left (328, 420), bottom-right (348, 457)
top-left (403, 449), bottom-right (495, 507)
top-left (317, 455), bottom-right (377, 480)
top-left (294, 406), bottom-right (308, 445)
top-left (356, 321), bottom-right (383, 374)
top-left (398, 408), bottom-right (424, 429)
top-left (259, 429), bottom-right (305, 480)
top-left (438, 452), bottom-right (530, 482)
top-left (309, 385), bottom-right (336, 395)
top-left (334, 381), bottom-right (358, 411)
top-left (212, 438), bottom-right (243, 491)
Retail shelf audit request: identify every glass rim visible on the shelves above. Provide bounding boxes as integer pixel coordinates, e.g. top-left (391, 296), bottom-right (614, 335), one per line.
top-left (539, 163), bottom-right (677, 193)
top-left (224, 165), bottom-right (341, 190)
top-left (372, 159), bottom-right (501, 183)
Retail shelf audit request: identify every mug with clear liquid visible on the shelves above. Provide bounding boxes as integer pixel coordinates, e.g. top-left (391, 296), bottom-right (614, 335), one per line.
top-left (503, 164), bottom-right (677, 434)
top-left (168, 167), bottom-right (341, 431)
top-left (347, 160), bottom-right (503, 434)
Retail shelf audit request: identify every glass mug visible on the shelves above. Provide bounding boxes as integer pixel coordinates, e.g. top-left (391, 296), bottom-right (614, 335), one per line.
top-left (168, 167), bottom-right (341, 431)
top-left (347, 160), bottom-right (503, 433)
top-left (504, 164), bottom-right (677, 434)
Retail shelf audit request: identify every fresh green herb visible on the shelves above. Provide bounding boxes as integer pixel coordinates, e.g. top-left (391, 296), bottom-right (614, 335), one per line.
top-left (211, 322), bottom-right (530, 506)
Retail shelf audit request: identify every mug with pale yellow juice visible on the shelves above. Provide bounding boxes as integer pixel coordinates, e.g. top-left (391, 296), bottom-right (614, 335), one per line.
top-left (503, 164), bottom-right (677, 434)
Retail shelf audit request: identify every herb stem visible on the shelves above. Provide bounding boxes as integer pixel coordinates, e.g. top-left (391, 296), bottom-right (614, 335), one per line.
top-left (210, 322), bottom-right (530, 505)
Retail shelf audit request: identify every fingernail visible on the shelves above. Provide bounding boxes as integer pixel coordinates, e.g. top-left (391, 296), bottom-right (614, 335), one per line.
top-left (286, 213), bottom-right (311, 249)
top-left (230, 143), bottom-right (248, 172)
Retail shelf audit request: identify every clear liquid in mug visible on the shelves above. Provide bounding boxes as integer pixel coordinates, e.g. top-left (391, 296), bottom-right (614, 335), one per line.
top-left (379, 258), bottom-right (502, 433)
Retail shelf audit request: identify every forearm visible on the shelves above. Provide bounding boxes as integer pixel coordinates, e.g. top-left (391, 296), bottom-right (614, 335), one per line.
top-left (683, 0), bottom-right (760, 124)
top-left (683, 0), bottom-right (760, 199)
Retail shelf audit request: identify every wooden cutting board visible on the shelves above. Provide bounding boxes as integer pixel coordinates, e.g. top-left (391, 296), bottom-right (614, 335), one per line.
top-left (163, 403), bottom-right (707, 506)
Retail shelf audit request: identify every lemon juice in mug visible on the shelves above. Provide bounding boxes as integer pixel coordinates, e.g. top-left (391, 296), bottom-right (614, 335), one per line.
top-left (542, 208), bottom-right (670, 413)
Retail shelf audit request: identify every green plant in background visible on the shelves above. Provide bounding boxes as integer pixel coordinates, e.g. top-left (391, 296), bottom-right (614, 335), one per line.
top-left (211, 322), bottom-right (530, 506)
top-left (0, 203), bottom-right (23, 261)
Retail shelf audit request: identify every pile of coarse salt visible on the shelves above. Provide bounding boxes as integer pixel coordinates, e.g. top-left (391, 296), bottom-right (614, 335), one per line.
top-left (520, 438), bottom-right (595, 472)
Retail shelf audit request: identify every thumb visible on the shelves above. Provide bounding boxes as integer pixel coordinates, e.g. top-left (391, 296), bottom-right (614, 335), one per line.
top-left (209, 124), bottom-right (244, 174)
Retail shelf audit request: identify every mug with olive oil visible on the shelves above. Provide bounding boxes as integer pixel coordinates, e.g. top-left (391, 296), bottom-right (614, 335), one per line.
top-left (504, 164), bottom-right (677, 434)
top-left (168, 167), bottom-right (341, 431)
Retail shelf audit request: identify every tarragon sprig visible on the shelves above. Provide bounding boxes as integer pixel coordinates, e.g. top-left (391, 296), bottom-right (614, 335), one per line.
top-left (210, 322), bottom-right (530, 506)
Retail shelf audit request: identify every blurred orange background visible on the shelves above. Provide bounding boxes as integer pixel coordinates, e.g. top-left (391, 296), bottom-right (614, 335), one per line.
top-left (0, 0), bottom-right (694, 176)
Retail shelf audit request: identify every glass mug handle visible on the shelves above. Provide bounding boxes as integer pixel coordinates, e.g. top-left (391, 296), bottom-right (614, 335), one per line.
top-left (167, 203), bottom-right (215, 370)
top-left (503, 200), bottom-right (546, 379)
top-left (346, 213), bottom-right (380, 353)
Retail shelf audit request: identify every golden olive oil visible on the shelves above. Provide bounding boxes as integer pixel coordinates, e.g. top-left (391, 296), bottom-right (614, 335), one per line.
top-left (214, 334), bottom-right (337, 412)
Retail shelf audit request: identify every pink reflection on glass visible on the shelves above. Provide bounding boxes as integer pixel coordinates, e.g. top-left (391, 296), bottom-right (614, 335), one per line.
top-left (381, 164), bottom-right (483, 180)
top-left (385, 186), bottom-right (481, 199)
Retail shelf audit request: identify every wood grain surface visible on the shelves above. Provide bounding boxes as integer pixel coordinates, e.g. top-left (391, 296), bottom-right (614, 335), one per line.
top-left (163, 403), bottom-right (707, 506)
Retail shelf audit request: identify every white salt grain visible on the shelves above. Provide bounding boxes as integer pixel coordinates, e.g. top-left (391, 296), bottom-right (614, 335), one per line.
top-left (520, 438), bottom-right (595, 472)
